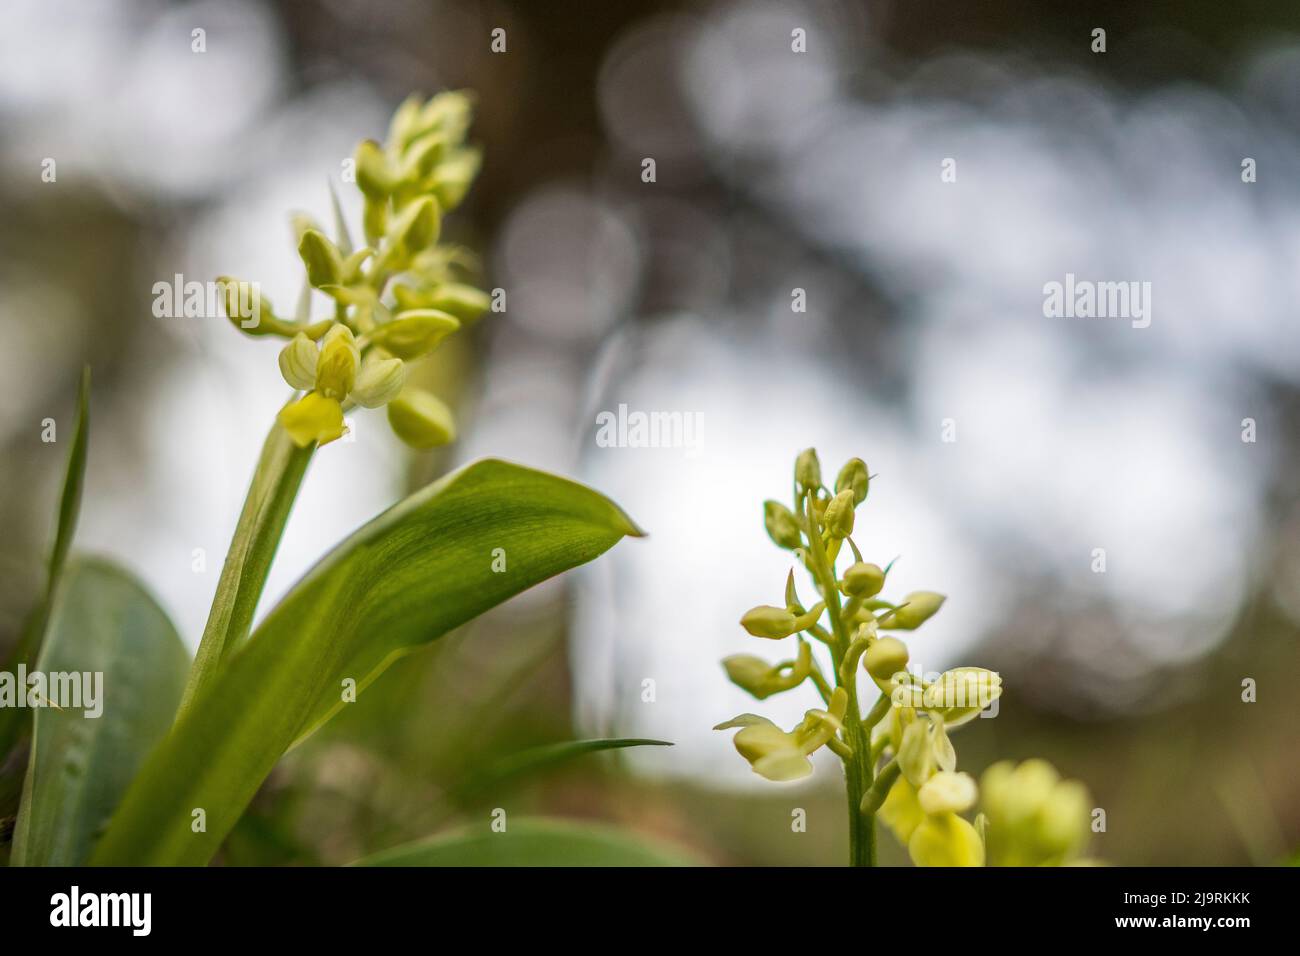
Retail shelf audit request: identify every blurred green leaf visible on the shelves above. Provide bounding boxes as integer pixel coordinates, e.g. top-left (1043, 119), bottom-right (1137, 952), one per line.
top-left (11, 558), bottom-right (190, 866)
top-left (454, 738), bottom-right (673, 802)
top-left (352, 818), bottom-right (697, 867)
top-left (92, 458), bottom-right (644, 866)
top-left (0, 365), bottom-right (90, 764)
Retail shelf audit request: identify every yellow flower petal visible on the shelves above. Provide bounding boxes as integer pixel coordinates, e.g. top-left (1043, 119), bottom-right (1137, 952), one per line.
top-left (879, 775), bottom-right (926, 844)
top-left (315, 324), bottom-right (359, 400)
top-left (908, 812), bottom-right (985, 867)
top-left (277, 392), bottom-right (346, 448)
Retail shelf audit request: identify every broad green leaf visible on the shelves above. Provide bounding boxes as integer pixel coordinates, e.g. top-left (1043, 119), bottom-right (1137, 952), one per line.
top-left (92, 458), bottom-right (643, 866)
top-left (453, 738), bottom-right (673, 802)
top-left (0, 365), bottom-right (90, 764)
top-left (11, 558), bottom-right (190, 866)
top-left (352, 818), bottom-right (697, 867)
top-left (177, 417), bottom-right (312, 717)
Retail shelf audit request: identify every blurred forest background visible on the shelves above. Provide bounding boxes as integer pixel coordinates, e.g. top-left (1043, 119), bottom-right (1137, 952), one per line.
top-left (2, 0), bottom-right (1298, 865)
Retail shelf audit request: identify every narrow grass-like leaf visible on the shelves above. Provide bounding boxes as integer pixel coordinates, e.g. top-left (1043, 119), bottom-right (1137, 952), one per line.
top-left (11, 558), bottom-right (190, 866)
top-left (92, 458), bottom-right (643, 866)
top-left (0, 365), bottom-right (90, 763)
top-left (352, 818), bottom-right (697, 867)
top-left (453, 738), bottom-right (673, 802)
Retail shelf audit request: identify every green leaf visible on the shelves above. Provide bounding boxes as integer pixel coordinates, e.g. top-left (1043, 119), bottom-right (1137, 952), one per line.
top-left (351, 818), bottom-right (697, 867)
top-left (92, 458), bottom-right (644, 866)
top-left (453, 738), bottom-right (673, 802)
top-left (11, 558), bottom-right (190, 866)
top-left (0, 365), bottom-right (90, 763)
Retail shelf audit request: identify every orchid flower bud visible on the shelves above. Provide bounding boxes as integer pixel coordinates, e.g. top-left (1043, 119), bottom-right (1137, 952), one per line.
top-left (430, 148), bottom-right (481, 211)
top-left (835, 457), bottom-right (869, 505)
top-left (822, 488), bottom-right (856, 539)
top-left (723, 640), bottom-right (812, 700)
top-left (740, 605), bottom-right (798, 640)
top-left (386, 387), bottom-right (456, 448)
top-left (764, 500), bottom-right (803, 550)
top-left (368, 309), bottom-right (460, 359)
top-left (795, 448), bottom-right (821, 490)
top-left (386, 195), bottom-right (440, 254)
top-left (217, 276), bottom-right (279, 335)
top-left (722, 656), bottom-right (778, 698)
top-left (841, 561), bottom-right (885, 598)
top-left (386, 93), bottom-right (424, 151)
top-left (880, 591), bottom-right (946, 630)
top-left (399, 134), bottom-right (447, 182)
top-left (298, 229), bottom-right (343, 288)
top-left (416, 90), bottom-right (474, 142)
top-left (355, 139), bottom-right (395, 198)
top-left (864, 636), bottom-right (909, 685)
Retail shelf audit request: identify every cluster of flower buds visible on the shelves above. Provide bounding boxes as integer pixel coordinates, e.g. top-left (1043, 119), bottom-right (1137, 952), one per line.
top-left (717, 448), bottom-right (1094, 866)
top-left (219, 91), bottom-right (491, 449)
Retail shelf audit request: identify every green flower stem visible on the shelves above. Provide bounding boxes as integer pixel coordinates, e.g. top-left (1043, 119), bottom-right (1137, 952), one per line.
top-left (807, 662), bottom-right (834, 705)
top-left (803, 494), bottom-right (875, 867)
top-left (805, 622), bottom-right (835, 645)
top-left (177, 412), bottom-right (313, 718)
